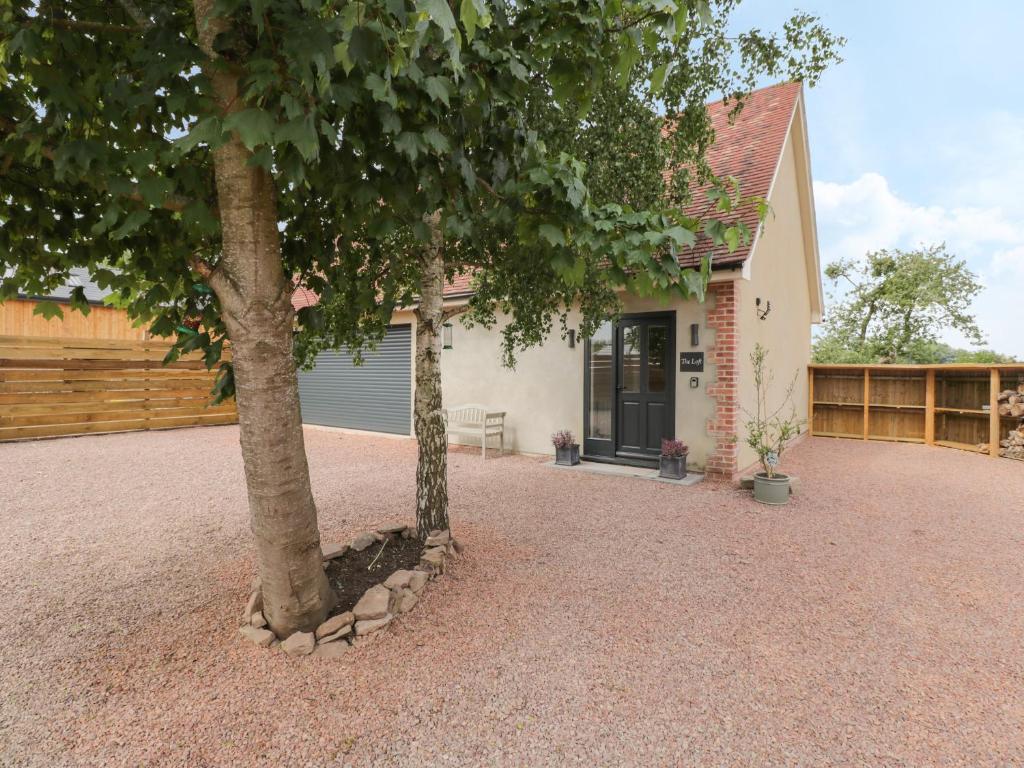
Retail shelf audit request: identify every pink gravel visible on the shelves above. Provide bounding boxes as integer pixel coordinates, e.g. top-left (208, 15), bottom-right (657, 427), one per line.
top-left (1, 427), bottom-right (1023, 766)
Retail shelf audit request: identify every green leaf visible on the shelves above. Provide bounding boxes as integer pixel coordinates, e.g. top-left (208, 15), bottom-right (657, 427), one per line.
top-left (664, 225), bottom-right (697, 248)
top-left (110, 210), bottom-right (152, 240)
top-left (418, 0), bottom-right (458, 40)
top-left (538, 223), bottom-right (566, 247)
top-left (174, 117), bottom-right (224, 155)
top-left (91, 204), bottom-right (121, 236)
top-left (33, 301), bottom-right (64, 321)
top-left (459, 0), bottom-right (478, 40)
top-left (422, 127), bottom-right (450, 153)
top-left (365, 73), bottom-right (398, 108)
top-left (723, 226), bottom-right (740, 253)
top-left (333, 41), bottom-right (355, 75)
top-left (69, 286), bottom-right (92, 316)
top-left (276, 115), bottom-right (320, 161)
top-left (423, 76), bottom-right (451, 106)
top-left (614, 31), bottom-right (641, 88)
top-left (222, 108), bottom-right (277, 151)
top-left (650, 62), bottom-right (672, 93)
top-left (394, 132), bottom-right (425, 162)
top-left (459, 0), bottom-right (490, 40)
top-left (137, 175), bottom-right (173, 208)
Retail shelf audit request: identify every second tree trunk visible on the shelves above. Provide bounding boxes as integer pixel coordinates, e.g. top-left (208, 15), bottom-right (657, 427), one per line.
top-left (413, 215), bottom-right (451, 539)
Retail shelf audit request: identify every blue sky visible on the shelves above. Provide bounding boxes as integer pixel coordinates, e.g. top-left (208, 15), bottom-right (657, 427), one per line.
top-left (731, 1), bottom-right (1024, 357)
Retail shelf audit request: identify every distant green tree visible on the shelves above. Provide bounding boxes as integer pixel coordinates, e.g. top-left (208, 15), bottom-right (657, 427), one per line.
top-left (813, 245), bottom-right (991, 364)
top-left (907, 342), bottom-right (1017, 365)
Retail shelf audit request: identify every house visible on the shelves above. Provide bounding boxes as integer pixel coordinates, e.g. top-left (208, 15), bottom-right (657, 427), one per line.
top-left (294, 81), bottom-right (822, 479)
top-left (0, 267), bottom-right (147, 340)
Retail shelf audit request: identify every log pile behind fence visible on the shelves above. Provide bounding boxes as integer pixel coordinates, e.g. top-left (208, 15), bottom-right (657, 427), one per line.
top-left (809, 363), bottom-right (1024, 460)
top-left (0, 335), bottom-right (237, 442)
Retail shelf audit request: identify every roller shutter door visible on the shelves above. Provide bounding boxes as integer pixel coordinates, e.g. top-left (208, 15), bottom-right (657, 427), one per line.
top-left (297, 325), bottom-right (411, 435)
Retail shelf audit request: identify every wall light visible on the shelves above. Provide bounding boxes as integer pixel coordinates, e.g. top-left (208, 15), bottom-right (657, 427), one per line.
top-left (568, 329), bottom-right (576, 348)
top-left (442, 322), bottom-right (453, 349)
top-left (755, 297), bottom-right (772, 321)
top-left (690, 323), bottom-right (700, 347)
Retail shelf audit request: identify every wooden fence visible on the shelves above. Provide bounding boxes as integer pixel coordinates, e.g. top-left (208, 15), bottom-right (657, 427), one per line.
top-left (0, 335), bottom-right (237, 442)
top-left (809, 363), bottom-right (1024, 458)
top-left (1, 298), bottom-right (150, 340)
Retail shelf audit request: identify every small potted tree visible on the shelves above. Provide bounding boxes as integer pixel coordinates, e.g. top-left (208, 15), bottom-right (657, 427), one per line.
top-left (744, 343), bottom-right (803, 505)
top-left (552, 430), bottom-right (580, 466)
top-left (659, 438), bottom-right (688, 479)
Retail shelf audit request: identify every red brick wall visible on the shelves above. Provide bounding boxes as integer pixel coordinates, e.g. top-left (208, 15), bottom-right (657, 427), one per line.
top-left (705, 281), bottom-right (739, 478)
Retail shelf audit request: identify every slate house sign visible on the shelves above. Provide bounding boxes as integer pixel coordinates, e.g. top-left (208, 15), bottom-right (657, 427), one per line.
top-left (679, 352), bottom-right (704, 372)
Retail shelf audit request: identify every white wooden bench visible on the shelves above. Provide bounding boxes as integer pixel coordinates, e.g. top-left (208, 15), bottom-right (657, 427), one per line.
top-left (442, 404), bottom-right (506, 459)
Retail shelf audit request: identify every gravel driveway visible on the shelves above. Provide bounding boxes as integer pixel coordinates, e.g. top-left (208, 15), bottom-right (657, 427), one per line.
top-left (1, 427), bottom-right (1022, 766)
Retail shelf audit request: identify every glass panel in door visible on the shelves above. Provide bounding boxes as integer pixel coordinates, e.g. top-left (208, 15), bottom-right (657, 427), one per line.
top-left (647, 324), bottom-right (667, 393)
top-left (621, 324), bottom-right (642, 392)
top-left (587, 321), bottom-right (613, 441)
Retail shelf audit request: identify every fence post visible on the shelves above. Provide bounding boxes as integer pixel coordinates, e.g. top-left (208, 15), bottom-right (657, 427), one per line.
top-left (990, 368), bottom-right (1001, 459)
top-left (924, 369), bottom-right (935, 445)
top-left (807, 367), bottom-right (814, 437)
top-left (862, 368), bottom-right (870, 440)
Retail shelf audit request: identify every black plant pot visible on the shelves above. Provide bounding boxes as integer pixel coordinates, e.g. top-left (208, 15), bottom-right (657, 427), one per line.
top-left (659, 453), bottom-right (687, 480)
top-left (555, 444), bottom-right (580, 466)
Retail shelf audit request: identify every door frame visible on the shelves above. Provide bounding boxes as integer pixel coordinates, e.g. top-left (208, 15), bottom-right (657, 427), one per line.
top-left (583, 311), bottom-right (676, 466)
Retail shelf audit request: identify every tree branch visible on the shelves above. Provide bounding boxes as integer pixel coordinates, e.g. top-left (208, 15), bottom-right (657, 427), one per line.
top-left (33, 18), bottom-right (136, 34)
top-left (189, 254), bottom-right (239, 308)
top-left (441, 304), bottom-right (469, 321)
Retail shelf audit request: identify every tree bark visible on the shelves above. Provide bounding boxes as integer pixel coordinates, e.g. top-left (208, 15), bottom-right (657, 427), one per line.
top-left (193, 0), bottom-right (333, 637)
top-left (413, 212), bottom-right (451, 539)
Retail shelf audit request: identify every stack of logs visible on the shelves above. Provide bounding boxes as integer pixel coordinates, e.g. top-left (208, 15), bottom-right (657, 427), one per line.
top-left (995, 385), bottom-right (1024, 461)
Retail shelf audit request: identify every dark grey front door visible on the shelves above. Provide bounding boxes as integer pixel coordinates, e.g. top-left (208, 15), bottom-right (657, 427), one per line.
top-left (615, 315), bottom-right (674, 462)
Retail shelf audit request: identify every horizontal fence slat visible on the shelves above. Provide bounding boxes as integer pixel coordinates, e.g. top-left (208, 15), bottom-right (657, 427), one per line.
top-left (0, 347), bottom-right (186, 362)
top-left (0, 334), bottom-right (175, 350)
top-left (2, 396), bottom-right (225, 417)
top-left (0, 404), bottom-right (236, 428)
top-left (0, 368), bottom-right (213, 382)
top-left (0, 335), bottom-right (236, 442)
top-left (0, 387), bottom-right (216, 405)
top-left (0, 377), bottom-right (216, 394)
top-left (0, 358), bottom-right (209, 370)
top-left (0, 412), bottom-right (239, 441)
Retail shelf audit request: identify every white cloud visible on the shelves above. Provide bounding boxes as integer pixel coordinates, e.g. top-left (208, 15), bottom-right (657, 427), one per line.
top-left (992, 245), bottom-right (1024, 280)
top-left (812, 172), bottom-right (1024, 357)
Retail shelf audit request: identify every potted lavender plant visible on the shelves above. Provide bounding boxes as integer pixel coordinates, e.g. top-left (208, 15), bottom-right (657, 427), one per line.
top-left (659, 438), bottom-right (688, 479)
top-left (552, 430), bottom-right (580, 466)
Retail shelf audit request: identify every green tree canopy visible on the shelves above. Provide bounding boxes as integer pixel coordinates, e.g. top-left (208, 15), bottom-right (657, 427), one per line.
top-left (814, 245), bottom-right (990, 364)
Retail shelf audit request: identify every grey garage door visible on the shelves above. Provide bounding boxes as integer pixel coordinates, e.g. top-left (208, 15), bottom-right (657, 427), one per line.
top-left (297, 325), bottom-right (412, 435)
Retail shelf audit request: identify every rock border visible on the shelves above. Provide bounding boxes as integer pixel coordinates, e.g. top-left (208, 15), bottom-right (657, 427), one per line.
top-left (239, 525), bottom-right (461, 658)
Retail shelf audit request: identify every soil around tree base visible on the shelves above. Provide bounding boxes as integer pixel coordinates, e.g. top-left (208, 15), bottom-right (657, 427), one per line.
top-left (324, 535), bottom-right (423, 617)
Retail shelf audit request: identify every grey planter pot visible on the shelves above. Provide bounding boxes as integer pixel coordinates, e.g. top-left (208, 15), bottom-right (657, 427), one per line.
top-left (555, 444), bottom-right (580, 466)
top-left (753, 472), bottom-right (790, 505)
top-left (659, 453), bottom-right (687, 480)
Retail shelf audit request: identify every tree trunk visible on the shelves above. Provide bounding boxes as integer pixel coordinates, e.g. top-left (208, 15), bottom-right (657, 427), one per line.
top-left (413, 212), bottom-right (451, 539)
top-left (193, 0), bottom-right (333, 637)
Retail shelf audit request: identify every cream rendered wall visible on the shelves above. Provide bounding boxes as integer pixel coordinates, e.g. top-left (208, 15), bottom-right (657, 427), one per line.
top-left (735, 125), bottom-right (814, 472)
top-left (439, 309), bottom-right (585, 455)
top-left (438, 293), bottom-right (721, 468)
